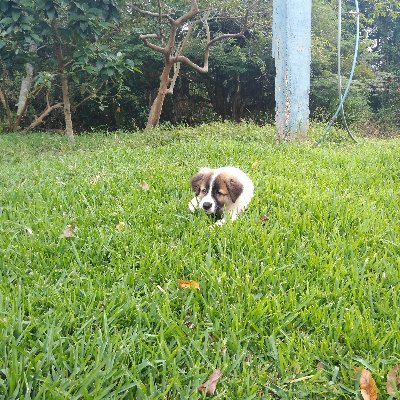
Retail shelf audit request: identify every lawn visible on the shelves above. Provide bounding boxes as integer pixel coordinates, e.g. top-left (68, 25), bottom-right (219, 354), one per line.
top-left (0, 122), bottom-right (399, 399)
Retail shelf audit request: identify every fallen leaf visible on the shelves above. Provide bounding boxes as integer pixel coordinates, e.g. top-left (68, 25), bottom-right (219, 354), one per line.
top-left (25, 227), bottom-right (33, 235)
top-left (260, 214), bottom-right (269, 222)
top-left (177, 279), bottom-right (200, 289)
top-left (387, 365), bottom-right (400, 397)
top-left (251, 160), bottom-right (260, 169)
top-left (198, 369), bottom-right (222, 396)
top-left (357, 368), bottom-right (378, 400)
top-left (115, 221), bottom-right (125, 231)
top-left (139, 181), bottom-right (150, 191)
top-left (316, 362), bottom-right (324, 370)
top-left (60, 224), bottom-right (76, 238)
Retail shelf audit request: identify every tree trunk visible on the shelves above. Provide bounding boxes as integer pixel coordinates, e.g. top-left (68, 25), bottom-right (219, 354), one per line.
top-left (0, 86), bottom-right (13, 131)
top-left (59, 72), bottom-right (74, 141)
top-left (14, 63), bottom-right (34, 130)
top-left (146, 62), bottom-right (173, 129)
top-left (52, 20), bottom-right (74, 142)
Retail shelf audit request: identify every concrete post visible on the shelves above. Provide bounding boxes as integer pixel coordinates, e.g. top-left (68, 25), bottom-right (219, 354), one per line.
top-left (272, 0), bottom-right (312, 140)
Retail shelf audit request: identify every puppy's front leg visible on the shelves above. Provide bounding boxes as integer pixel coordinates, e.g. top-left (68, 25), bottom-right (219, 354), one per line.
top-left (214, 218), bottom-right (226, 226)
top-left (188, 196), bottom-right (199, 212)
top-left (213, 209), bottom-right (238, 227)
top-left (229, 209), bottom-right (239, 222)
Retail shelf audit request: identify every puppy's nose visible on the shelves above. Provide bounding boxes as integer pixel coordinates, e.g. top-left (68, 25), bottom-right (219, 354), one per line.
top-left (203, 202), bottom-right (212, 210)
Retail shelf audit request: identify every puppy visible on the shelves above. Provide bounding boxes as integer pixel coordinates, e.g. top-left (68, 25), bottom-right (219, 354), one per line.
top-left (189, 166), bottom-right (254, 225)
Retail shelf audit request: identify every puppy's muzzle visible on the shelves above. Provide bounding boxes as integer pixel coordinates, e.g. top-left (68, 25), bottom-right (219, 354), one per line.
top-left (202, 202), bottom-right (212, 211)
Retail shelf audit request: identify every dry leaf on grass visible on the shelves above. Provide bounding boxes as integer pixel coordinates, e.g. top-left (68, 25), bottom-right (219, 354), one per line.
top-left (60, 224), bottom-right (76, 238)
top-left (25, 227), bottom-right (33, 235)
top-left (260, 214), bottom-right (269, 222)
top-left (139, 181), bottom-right (150, 191)
top-left (357, 368), bottom-right (378, 400)
top-left (115, 222), bottom-right (125, 231)
top-left (387, 365), bottom-right (400, 397)
top-left (198, 369), bottom-right (222, 396)
top-left (251, 161), bottom-right (260, 169)
top-left (177, 279), bottom-right (200, 289)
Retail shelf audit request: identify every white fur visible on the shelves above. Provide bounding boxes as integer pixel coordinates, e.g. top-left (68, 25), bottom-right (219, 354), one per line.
top-left (189, 166), bottom-right (254, 225)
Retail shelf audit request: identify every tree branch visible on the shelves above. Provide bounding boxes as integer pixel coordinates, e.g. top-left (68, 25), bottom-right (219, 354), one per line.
top-left (23, 102), bottom-right (63, 132)
top-left (139, 34), bottom-right (168, 54)
top-left (131, 4), bottom-right (175, 24)
top-left (175, 10), bottom-right (248, 73)
top-left (166, 62), bottom-right (181, 94)
top-left (173, 0), bottom-right (199, 27)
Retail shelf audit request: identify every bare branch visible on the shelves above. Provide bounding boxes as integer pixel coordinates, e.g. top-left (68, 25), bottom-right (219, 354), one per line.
top-left (175, 9), bottom-right (248, 73)
top-left (23, 102), bottom-right (63, 132)
top-left (74, 93), bottom-right (96, 109)
top-left (166, 62), bottom-right (181, 94)
top-left (157, 0), bottom-right (165, 43)
top-left (131, 4), bottom-right (175, 24)
top-left (177, 23), bottom-right (193, 55)
top-left (173, 0), bottom-right (200, 26)
top-left (139, 35), bottom-right (168, 54)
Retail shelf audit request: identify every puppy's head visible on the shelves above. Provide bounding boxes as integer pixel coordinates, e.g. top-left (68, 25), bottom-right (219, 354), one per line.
top-left (190, 168), bottom-right (244, 215)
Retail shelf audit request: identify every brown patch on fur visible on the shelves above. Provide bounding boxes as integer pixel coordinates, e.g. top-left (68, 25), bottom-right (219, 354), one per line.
top-left (213, 172), bottom-right (243, 204)
top-left (190, 169), bottom-right (213, 197)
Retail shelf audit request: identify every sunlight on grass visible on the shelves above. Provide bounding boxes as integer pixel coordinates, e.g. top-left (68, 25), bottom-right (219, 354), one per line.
top-left (0, 122), bottom-right (399, 399)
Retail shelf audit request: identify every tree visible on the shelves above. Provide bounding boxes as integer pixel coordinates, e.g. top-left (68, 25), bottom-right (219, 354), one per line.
top-left (0, 0), bottom-right (121, 140)
top-left (132, 0), bottom-right (252, 129)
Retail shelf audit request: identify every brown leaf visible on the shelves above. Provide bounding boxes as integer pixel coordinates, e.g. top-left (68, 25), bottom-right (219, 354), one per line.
top-left (139, 181), bottom-right (150, 191)
top-left (387, 365), bottom-right (400, 397)
top-left (60, 224), bottom-right (76, 238)
top-left (177, 279), bottom-right (200, 289)
top-left (260, 214), bottom-right (269, 222)
top-left (358, 368), bottom-right (378, 400)
top-left (198, 369), bottom-right (222, 396)
top-left (316, 362), bottom-right (324, 370)
top-left (115, 221), bottom-right (125, 231)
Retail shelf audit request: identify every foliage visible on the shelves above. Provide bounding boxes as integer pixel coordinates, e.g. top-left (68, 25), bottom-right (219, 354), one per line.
top-left (1, 123), bottom-right (400, 397)
top-left (0, 0), bottom-right (140, 132)
top-left (0, 0), bottom-right (399, 133)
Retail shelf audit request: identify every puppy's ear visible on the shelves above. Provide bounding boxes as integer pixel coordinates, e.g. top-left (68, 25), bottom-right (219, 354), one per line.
top-left (190, 173), bottom-right (204, 196)
top-left (226, 177), bottom-right (243, 203)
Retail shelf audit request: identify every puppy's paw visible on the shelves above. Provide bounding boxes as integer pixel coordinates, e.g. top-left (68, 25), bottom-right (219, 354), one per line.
top-left (188, 198), bottom-right (198, 212)
top-left (213, 219), bottom-right (225, 227)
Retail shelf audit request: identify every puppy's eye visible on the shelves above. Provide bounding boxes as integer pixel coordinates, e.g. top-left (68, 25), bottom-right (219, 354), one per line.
top-left (217, 191), bottom-right (225, 196)
top-left (201, 188), bottom-right (207, 194)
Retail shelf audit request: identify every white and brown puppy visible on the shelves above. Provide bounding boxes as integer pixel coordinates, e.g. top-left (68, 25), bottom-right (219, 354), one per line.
top-left (189, 166), bottom-right (254, 225)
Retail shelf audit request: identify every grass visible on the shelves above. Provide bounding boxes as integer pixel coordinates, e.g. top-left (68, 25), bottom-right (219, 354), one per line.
top-left (0, 122), bottom-right (399, 399)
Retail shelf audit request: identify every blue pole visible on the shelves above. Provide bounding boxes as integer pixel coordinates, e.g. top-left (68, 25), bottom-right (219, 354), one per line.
top-left (272, 0), bottom-right (312, 140)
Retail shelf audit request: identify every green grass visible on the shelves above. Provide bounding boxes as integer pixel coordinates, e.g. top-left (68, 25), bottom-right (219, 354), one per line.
top-left (0, 122), bottom-right (399, 399)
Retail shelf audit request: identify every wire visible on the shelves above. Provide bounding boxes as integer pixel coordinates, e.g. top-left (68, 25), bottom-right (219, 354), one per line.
top-left (337, 0), bottom-right (353, 138)
top-left (315, 0), bottom-right (359, 145)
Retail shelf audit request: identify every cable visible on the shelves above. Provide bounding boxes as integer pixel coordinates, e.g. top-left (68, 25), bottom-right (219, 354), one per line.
top-left (337, 0), bottom-right (353, 138)
top-left (315, 0), bottom-right (359, 145)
